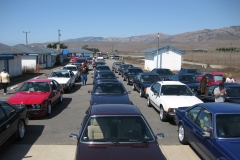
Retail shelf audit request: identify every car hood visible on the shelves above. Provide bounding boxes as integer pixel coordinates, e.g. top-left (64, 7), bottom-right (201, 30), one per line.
top-left (48, 77), bottom-right (70, 84)
top-left (91, 94), bottom-right (130, 105)
top-left (227, 98), bottom-right (240, 104)
top-left (77, 143), bottom-right (165, 160)
top-left (217, 139), bottom-right (240, 159)
top-left (161, 96), bottom-right (203, 108)
top-left (7, 92), bottom-right (50, 104)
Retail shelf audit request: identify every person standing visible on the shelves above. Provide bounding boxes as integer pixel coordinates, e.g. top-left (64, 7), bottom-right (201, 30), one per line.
top-left (80, 63), bottom-right (88, 86)
top-left (200, 76), bottom-right (208, 95)
top-left (214, 83), bottom-right (226, 102)
top-left (225, 73), bottom-right (235, 83)
top-left (0, 68), bottom-right (10, 95)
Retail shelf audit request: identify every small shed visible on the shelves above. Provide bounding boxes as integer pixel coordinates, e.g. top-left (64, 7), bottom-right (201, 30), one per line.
top-left (63, 48), bottom-right (95, 57)
top-left (141, 45), bottom-right (186, 71)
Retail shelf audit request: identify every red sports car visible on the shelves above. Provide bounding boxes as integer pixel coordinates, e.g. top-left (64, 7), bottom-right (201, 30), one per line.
top-left (7, 79), bottom-right (63, 118)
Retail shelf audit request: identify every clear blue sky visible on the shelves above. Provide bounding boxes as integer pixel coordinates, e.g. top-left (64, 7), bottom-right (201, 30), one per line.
top-left (0, 0), bottom-right (239, 46)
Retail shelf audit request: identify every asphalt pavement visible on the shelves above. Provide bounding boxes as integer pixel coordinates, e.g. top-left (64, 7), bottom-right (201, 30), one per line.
top-left (0, 58), bottom-right (201, 160)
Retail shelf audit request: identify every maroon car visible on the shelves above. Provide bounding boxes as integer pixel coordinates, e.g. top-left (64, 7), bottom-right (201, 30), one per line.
top-left (70, 104), bottom-right (165, 160)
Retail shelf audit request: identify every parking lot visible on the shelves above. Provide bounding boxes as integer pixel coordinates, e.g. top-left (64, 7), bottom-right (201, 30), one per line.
top-left (0, 59), bottom-right (200, 160)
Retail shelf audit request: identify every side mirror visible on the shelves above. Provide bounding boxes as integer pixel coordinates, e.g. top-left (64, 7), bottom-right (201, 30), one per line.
top-left (156, 133), bottom-right (164, 139)
top-left (201, 131), bottom-right (211, 137)
top-left (154, 92), bottom-right (159, 96)
top-left (69, 133), bottom-right (78, 139)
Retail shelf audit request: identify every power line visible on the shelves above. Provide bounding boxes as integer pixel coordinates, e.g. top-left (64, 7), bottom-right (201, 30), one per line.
top-left (23, 31), bottom-right (30, 45)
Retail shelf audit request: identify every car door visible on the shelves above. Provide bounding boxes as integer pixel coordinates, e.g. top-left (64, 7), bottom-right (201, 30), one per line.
top-left (150, 83), bottom-right (161, 109)
top-left (204, 85), bottom-right (216, 102)
top-left (69, 71), bottom-right (75, 87)
top-left (50, 81), bottom-right (59, 104)
top-left (135, 74), bottom-right (141, 91)
top-left (190, 108), bottom-right (215, 160)
top-left (0, 103), bottom-right (18, 145)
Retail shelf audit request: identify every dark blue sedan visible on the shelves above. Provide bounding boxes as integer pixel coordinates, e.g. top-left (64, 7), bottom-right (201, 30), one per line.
top-left (88, 81), bottom-right (132, 105)
top-left (175, 102), bottom-right (240, 160)
top-left (132, 72), bottom-right (161, 97)
top-left (92, 70), bottom-right (118, 85)
top-left (169, 73), bottom-right (200, 94)
top-left (123, 67), bottom-right (143, 85)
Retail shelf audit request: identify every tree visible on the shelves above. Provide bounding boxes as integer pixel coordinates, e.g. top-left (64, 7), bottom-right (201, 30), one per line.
top-left (46, 43), bottom-right (68, 49)
top-left (82, 45), bottom-right (88, 49)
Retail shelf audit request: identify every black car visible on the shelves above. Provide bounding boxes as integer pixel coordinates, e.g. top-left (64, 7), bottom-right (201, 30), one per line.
top-left (169, 73), bottom-right (200, 94)
top-left (132, 72), bottom-right (161, 97)
top-left (178, 68), bottom-right (203, 80)
top-left (88, 81), bottom-right (132, 105)
top-left (92, 61), bottom-right (106, 68)
top-left (197, 83), bottom-right (240, 104)
top-left (151, 68), bottom-right (174, 80)
top-left (0, 101), bottom-right (29, 150)
top-left (112, 62), bottom-right (125, 73)
top-left (123, 67), bottom-right (144, 85)
top-left (92, 70), bottom-right (118, 85)
top-left (118, 64), bottom-right (134, 76)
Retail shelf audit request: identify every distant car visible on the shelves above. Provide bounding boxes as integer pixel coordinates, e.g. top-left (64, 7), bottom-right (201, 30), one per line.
top-left (70, 104), bottom-right (166, 160)
top-left (88, 81), bottom-right (132, 105)
top-left (197, 82), bottom-right (240, 104)
top-left (48, 69), bottom-right (75, 92)
top-left (92, 61), bottom-right (106, 68)
top-left (132, 72), bottom-right (161, 97)
top-left (110, 55), bottom-right (120, 59)
top-left (92, 70), bottom-right (118, 85)
top-left (169, 73), bottom-right (200, 94)
top-left (123, 67), bottom-right (144, 85)
top-left (178, 68), bottom-right (203, 80)
top-left (7, 79), bottom-right (63, 117)
top-left (86, 57), bottom-right (93, 64)
top-left (112, 62), bottom-right (125, 73)
top-left (102, 54), bottom-right (109, 59)
top-left (118, 64), bottom-right (134, 76)
top-left (71, 58), bottom-right (88, 69)
top-left (198, 72), bottom-right (224, 86)
top-left (175, 102), bottom-right (240, 160)
top-left (146, 81), bottom-right (203, 122)
top-left (97, 56), bottom-right (104, 60)
top-left (61, 65), bottom-right (80, 82)
top-left (151, 68), bottom-right (174, 80)
top-left (0, 101), bottom-right (28, 150)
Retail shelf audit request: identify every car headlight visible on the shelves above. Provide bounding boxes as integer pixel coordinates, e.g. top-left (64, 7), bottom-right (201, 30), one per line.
top-left (168, 108), bottom-right (176, 113)
top-left (32, 104), bottom-right (41, 108)
top-left (143, 88), bottom-right (146, 93)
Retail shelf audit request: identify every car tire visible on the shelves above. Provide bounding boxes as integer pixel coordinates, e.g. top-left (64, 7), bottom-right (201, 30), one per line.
top-left (126, 78), bottom-right (130, 85)
top-left (59, 93), bottom-right (63, 103)
top-left (132, 83), bottom-right (136, 91)
top-left (147, 96), bottom-right (152, 107)
top-left (47, 103), bottom-right (52, 115)
top-left (178, 123), bottom-right (188, 145)
top-left (160, 106), bottom-right (167, 122)
top-left (123, 76), bottom-right (126, 81)
top-left (17, 120), bottom-right (25, 140)
top-left (139, 88), bottom-right (144, 97)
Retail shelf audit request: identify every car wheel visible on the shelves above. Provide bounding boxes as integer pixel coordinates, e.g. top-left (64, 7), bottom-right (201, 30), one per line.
top-left (160, 106), bottom-right (167, 122)
top-left (17, 120), bottom-right (25, 140)
top-left (132, 83), bottom-right (136, 91)
top-left (139, 88), bottom-right (144, 97)
top-left (147, 96), bottom-right (152, 107)
top-left (59, 93), bottom-right (63, 103)
top-left (47, 103), bottom-right (52, 115)
top-left (126, 78), bottom-right (130, 85)
top-left (123, 76), bottom-right (125, 81)
top-left (178, 123), bottom-right (188, 145)
top-left (121, 74), bottom-right (123, 78)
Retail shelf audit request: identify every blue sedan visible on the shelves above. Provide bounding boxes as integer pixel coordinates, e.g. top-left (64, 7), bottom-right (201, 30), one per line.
top-left (175, 102), bottom-right (240, 159)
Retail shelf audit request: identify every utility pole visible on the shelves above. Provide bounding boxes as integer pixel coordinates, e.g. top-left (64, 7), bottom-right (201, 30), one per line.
top-left (23, 31), bottom-right (30, 45)
top-left (189, 38), bottom-right (195, 61)
top-left (230, 43), bottom-right (232, 64)
top-left (58, 30), bottom-right (61, 44)
top-left (156, 33), bottom-right (160, 68)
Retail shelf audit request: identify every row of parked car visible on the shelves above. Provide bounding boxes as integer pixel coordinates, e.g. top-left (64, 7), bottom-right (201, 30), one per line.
top-left (110, 61), bottom-right (240, 159)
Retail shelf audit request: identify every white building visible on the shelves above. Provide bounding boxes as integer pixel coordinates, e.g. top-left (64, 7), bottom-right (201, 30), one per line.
top-left (141, 45), bottom-right (186, 71)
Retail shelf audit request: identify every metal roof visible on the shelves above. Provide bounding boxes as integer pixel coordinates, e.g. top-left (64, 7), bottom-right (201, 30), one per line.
top-left (12, 44), bottom-right (50, 55)
top-left (0, 43), bottom-right (25, 54)
top-left (141, 45), bottom-right (186, 55)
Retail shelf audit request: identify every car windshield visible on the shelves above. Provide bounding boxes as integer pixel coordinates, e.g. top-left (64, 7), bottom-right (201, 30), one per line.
top-left (161, 85), bottom-right (194, 96)
top-left (96, 66), bottom-right (110, 70)
top-left (19, 82), bottom-right (50, 92)
top-left (156, 69), bottom-right (173, 75)
top-left (226, 86), bottom-right (240, 97)
top-left (216, 114), bottom-right (240, 138)
top-left (62, 66), bottom-right (77, 71)
top-left (141, 75), bottom-right (160, 82)
top-left (213, 75), bottom-right (223, 81)
top-left (115, 62), bottom-right (124, 66)
top-left (128, 69), bottom-right (143, 74)
top-left (95, 72), bottom-right (116, 79)
top-left (93, 83), bottom-right (126, 94)
top-left (187, 69), bottom-right (202, 74)
top-left (179, 75), bottom-right (198, 83)
top-left (80, 116), bottom-right (155, 142)
top-left (49, 71), bottom-right (70, 78)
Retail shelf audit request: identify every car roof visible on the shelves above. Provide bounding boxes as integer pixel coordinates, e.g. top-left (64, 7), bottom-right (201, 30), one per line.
top-left (53, 69), bottom-right (70, 72)
top-left (96, 79), bottom-right (120, 84)
top-left (90, 104), bottom-right (141, 116)
top-left (176, 73), bottom-right (195, 76)
top-left (181, 68), bottom-right (200, 70)
top-left (140, 72), bottom-right (158, 75)
top-left (207, 72), bottom-right (224, 75)
top-left (63, 65), bottom-right (77, 67)
top-left (26, 78), bottom-right (52, 82)
top-left (128, 67), bottom-right (142, 70)
top-left (199, 102), bottom-right (240, 114)
top-left (157, 81), bottom-right (185, 85)
top-left (95, 70), bottom-right (114, 73)
top-left (96, 65), bottom-right (109, 67)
